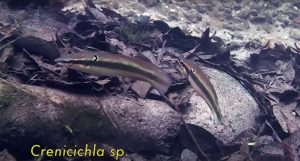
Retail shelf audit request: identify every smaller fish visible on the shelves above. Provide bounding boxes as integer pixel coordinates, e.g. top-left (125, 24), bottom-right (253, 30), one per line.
top-left (179, 58), bottom-right (224, 124)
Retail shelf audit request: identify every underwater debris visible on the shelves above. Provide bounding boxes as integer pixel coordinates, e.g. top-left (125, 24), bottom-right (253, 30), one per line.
top-left (12, 36), bottom-right (60, 63)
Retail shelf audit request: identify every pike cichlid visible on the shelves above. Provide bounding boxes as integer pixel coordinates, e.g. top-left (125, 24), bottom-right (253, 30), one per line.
top-left (179, 58), bottom-right (224, 124)
top-left (55, 51), bottom-right (172, 94)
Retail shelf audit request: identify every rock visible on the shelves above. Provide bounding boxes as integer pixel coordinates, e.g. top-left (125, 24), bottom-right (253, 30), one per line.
top-left (269, 0), bottom-right (281, 7)
top-left (237, 7), bottom-right (251, 19)
top-left (162, 0), bottom-right (173, 3)
top-left (0, 7), bottom-right (68, 41)
top-left (249, 12), bottom-right (260, 20)
top-left (168, 13), bottom-right (179, 21)
top-left (250, 15), bottom-right (267, 24)
top-left (233, 4), bottom-right (241, 10)
top-left (138, 0), bottom-right (160, 7)
top-left (102, 95), bottom-right (183, 153)
top-left (251, 1), bottom-right (266, 10)
top-left (0, 150), bottom-right (16, 161)
top-left (184, 12), bottom-right (200, 23)
top-left (294, 2), bottom-right (300, 9)
top-left (195, 4), bottom-right (213, 14)
top-left (295, 41), bottom-right (300, 51)
top-left (282, 20), bottom-right (289, 27)
top-left (262, 24), bottom-right (273, 33)
top-left (183, 67), bottom-right (260, 144)
top-left (227, 41), bottom-right (244, 50)
top-left (293, 16), bottom-right (300, 24)
top-left (181, 149), bottom-right (198, 161)
top-left (234, 32), bottom-right (244, 40)
top-left (173, 0), bottom-right (184, 2)
top-left (112, 0), bottom-right (119, 9)
top-left (223, 21), bottom-right (250, 31)
top-left (290, 29), bottom-right (300, 41)
top-left (245, 40), bottom-right (262, 49)
top-left (177, 1), bottom-right (193, 10)
top-left (0, 79), bottom-right (183, 155)
top-left (131, 3), bottom-right (146, 13)
top-left (271, 11), bottom-right (278, 18)
top-left (220, 6), bottom-right (232, 15)
top-left (219, 12), bottom-right (233, 21)
top-left (195, 5), bottom-right (206, 14)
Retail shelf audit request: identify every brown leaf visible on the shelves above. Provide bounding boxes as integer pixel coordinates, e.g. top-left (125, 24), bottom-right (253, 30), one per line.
top-left (13, 36), bottom-right (60, 63)
top-left (273, 103), bottom-right (300, 133)
top-left (130, 80), bottom-right (152, 98)
top-left (227, 154), bottom-right (248, 161)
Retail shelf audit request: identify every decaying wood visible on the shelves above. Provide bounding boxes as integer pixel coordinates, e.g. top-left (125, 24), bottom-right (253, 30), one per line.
top-left (0, 78), bottom-right (183, 154)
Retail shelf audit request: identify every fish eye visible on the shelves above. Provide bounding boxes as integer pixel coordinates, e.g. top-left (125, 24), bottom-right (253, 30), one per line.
top-left (93, 55), bottom-right (98, 61)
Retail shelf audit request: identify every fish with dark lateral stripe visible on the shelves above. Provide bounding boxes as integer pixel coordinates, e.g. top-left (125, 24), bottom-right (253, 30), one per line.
top-left (55, 51), bottom-right (172, 94)
top-left (179, 58), bottom-right (224, 124)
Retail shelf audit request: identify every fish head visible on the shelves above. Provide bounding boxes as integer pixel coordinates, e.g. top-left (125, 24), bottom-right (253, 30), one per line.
top-left (55, 53), bottom-right (99, 63)
top-left (178, 58), bottom-right (195, 75)
top-left (55, 53), bottom-right (99, 71)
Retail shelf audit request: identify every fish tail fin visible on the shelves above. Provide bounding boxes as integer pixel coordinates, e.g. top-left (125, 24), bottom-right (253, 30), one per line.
top-left (213, 112), bottom-right (224, 124)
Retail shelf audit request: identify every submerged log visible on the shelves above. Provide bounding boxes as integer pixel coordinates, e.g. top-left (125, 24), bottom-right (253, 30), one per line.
top-left (0, 79), bottom-right (183, 156)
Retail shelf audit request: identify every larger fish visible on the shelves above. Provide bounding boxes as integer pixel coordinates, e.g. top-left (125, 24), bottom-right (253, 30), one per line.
top-left (55, 51), bottom-right (172, 94)
top-left (179, 58), bottom-right (224, 124)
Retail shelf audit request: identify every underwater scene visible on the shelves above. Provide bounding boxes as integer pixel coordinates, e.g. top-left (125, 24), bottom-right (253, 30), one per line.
top-left (0, 0), bottom-right (300, 161)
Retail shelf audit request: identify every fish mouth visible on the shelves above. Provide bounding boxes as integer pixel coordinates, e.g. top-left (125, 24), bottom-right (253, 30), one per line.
top-left (55, 61), bottom-right (70, 66)
top-left (55, 57), bottom-right (68, 63)
top-left (177, 60), bottom-right (188, 75)
top-left (55, 60), bottom-right (74, 68)
top-left (178, 65), bottom-right (188, 75)
top-left (55, 57), bottom-right (75, 66)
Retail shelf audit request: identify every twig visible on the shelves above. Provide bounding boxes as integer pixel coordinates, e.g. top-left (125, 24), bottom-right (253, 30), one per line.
top-left (160, 93), bottom-right (210, 161)
top-left (182, 44), bottom-right (201, 59)
top-left (22, 48), bottom-right (63, 77)
top-left (91, 85), bottom-right (118, 129)
top-left (0, 38), bottom-right (19, 50)
top-left (266, 120), bottom-right (282, 142)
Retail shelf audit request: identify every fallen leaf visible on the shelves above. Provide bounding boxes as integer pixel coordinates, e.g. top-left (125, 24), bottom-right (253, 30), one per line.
top-left (130, 80), bottom-right (152, 98)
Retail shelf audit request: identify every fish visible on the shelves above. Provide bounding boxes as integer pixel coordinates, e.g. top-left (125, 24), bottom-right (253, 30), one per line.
top-left (55, 51), bottom-right (172, 94)
top-left (179, 58), bottom-right (224, 124)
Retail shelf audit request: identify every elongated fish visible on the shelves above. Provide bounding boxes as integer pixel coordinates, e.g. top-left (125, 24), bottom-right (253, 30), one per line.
top-left (55, 51), bottom-right (172, 94)
top-left (179, 58), bottom-right (224, 124)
